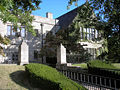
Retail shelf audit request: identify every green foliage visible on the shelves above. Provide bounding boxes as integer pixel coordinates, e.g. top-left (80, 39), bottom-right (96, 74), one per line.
top-left (67, 0), bottom-right (79, 9)
top-left (107, 35), bottom-right (120, 62)
top-left (87, 60), bottom-right (116, 69)
top-left (25, 63), bottom-right (86, 90)
top-left (112, 63), bottom-right (120, 69)
top-left (76, 2), bottom-right (98, 28)
top-left (0, 0), bottom-right (41, 36)
top-left (41, 4), bottom-right (94, 62)
top-left (0, 35), bottom-right (10, 45)
top-left (87, 60), bottom-right (120, 78)
top-left (0, 0), bottom-right (41, 55)
top-left (72, 63), bottom-right (87, 69)
top-left (40, 31), bottom-right (63, 57)
top-left (0, 35), bottom-right (10, 56)
top-left (96, 39), bottom-right (108, 60)
top-left (68, 0), bottom-right (120, 62)
top-left (68, 0), bottom-right (120, 33)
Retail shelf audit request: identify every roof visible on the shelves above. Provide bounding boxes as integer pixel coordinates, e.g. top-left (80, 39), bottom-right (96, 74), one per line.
top-left (56, 7), bottom-right (78, 29)
top-left (56, 3), bottom-right (93, 29)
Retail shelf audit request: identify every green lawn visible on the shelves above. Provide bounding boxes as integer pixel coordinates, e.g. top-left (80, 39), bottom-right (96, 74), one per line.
top-left (72, 63), bottom-right (120, 69)
top-left (0, 64), bottom-right (40, 90)
top-left (72, 63), bottom-right (87, 69)
top-left (112, 63), bottom-right (120, 69)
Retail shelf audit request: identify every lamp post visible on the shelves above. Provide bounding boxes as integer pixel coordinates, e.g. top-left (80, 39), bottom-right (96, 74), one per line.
top-left (40, 23), bottom-right (44, 63)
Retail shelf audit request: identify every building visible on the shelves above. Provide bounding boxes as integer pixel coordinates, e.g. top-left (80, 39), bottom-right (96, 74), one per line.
top-left (57, 7), bottom-right (104, 62)
top-left (0, 12), bottom-right (60, 64)
top-left (0, 6), bottom-right (104, 64)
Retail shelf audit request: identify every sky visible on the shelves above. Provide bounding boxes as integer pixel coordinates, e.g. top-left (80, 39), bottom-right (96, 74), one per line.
top-left (32, 0), bottom-right (86, 19)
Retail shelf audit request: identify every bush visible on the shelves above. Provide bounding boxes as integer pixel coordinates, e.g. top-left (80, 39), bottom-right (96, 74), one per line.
top-left (25, 63), bottom-right (86, 90)
top-left (87, 60), bottom-right (120, 78)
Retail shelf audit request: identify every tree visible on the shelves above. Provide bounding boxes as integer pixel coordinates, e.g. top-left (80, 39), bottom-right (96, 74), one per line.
top-left (0, 0), bottom-right (41, 55)
top-left (107, 34), bottom-right (120, 62)
top-left (68, 0), bottom-right (120, 62)
top-left (0, 0), bottom-right (41, 35)
top-left (40, 4), bottom-right (94, 63)
top-left (68, 0), bottom-right (120, 35)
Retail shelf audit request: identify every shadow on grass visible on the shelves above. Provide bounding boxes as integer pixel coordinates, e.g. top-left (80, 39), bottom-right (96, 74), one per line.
top-left (9, 70), bottom-right (32, 89)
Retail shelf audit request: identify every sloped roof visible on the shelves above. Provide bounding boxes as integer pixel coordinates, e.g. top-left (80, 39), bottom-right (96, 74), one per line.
top-left (56, 7), bottom-right (78, 29)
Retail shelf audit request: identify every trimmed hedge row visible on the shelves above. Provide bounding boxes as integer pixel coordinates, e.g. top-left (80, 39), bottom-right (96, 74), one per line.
top-left (25, 63), bottom-right (86, 90)
top-left (87, 60), bottom-right (120, 78)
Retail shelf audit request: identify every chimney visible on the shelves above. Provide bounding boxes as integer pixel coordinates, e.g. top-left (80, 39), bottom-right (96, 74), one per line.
top-left (46, 12), bottom-right (53, 19)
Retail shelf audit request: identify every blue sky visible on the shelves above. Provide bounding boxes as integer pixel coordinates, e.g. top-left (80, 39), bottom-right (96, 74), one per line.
top-left (32, 0), bottom-right (86, 19)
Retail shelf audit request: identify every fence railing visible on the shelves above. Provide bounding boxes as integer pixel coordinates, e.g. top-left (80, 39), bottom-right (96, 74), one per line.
top-left (59, 70), bottom-right (120, 90)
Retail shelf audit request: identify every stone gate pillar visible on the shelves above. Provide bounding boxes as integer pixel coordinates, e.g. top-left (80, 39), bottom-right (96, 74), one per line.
top-left (56, 43), bottom-right (67, 70)
top-left (18, 40), bottom-right (29, 65)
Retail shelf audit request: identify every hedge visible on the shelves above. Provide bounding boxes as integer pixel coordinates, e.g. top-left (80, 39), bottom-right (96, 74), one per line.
top-left (25, 63), bottom-right (86, 90)
top-left (87, 60), bottom-right (120, 78)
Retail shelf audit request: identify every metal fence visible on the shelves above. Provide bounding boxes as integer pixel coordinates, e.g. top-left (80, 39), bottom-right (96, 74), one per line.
top-left (60, 70), bottom-right (120, 90)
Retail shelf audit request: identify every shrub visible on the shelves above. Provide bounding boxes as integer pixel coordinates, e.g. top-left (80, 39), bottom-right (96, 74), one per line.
top-left (25, 63), bottom-right (86, 90)
top-left (87, 60), bottom-right (120, 78)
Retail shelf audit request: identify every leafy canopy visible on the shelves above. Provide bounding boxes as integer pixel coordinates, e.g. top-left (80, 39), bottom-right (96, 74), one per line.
top-left (0, 0), bottom-right (41, 55)
top-left (68, 0), bottom-right (120, 62)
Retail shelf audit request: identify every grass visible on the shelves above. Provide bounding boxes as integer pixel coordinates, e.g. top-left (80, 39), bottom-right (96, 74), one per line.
top-left (87, 60), bottom-right (117, 69)
top-left (72, 62), bottom-right (120, 70)
top-left (0, 64), bottom-right (40, 90)
top-left (112, 63), bottom-right (120, 69)
top-left (72, 63), bottom-right (87, 69)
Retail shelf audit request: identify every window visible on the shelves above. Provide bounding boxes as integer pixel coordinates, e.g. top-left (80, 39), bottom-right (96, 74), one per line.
top-left (12, 27), bottom-right (15, 36)
top-left (87, 33), bottom-right (89, 40)
top-left (87, 28), bottom-right (89, 33)
top-left (83, 28), bottom-right (86, 32)
top-left (95, 30), bottom-right (98, 38)
top-left (21, 28), bottom-right (25, 37)
top-left (89, 28), bottom-right (92, 34)
top-left (7, 25), bottom-right (15, 36)
top-left (91, 28), bottom-right (95, 39)
top-left (7, 25), bottom-right (11, 36)
top-left (86, 28), bottom-right (90, 40)
top-left (83, 28), bottom-right (86, 40)
top-left (80, 27), bottom-right (83, 39)
top-left (7, 25), bottom-right (26, 37)
top-left (34, 50), bottom-right (38, 59)
top-left (12, 52), bottom-right (18, 62)
top-left (34, 50), bottom-right (40, 60)
top-left (89, 28), bottom-right (92, 40)
top-left (79, 27), bottom-right (82, 32)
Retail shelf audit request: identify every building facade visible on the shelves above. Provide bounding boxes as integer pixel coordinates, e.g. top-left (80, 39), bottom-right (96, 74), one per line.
top-left (0, 7), bottom-right (104, 64)
top-left (0, 12), bottom-right (60, 64)
top-left (57, 7), bottom-right (104, 62)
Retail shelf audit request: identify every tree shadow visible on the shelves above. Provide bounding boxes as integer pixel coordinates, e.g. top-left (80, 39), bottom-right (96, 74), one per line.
top-left (9, 70), bottom-right (38, 90)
